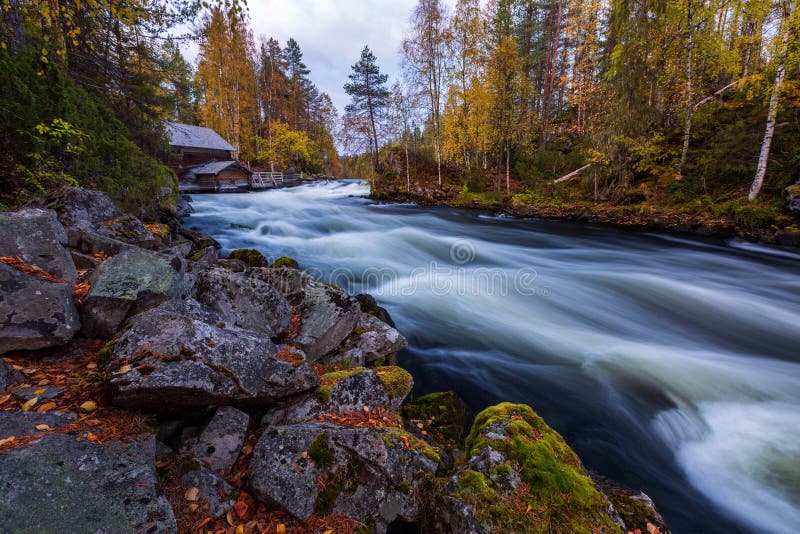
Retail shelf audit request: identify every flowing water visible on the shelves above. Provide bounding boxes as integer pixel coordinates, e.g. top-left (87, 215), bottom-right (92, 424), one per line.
top-left (187, 181), bottom-right (800, 534)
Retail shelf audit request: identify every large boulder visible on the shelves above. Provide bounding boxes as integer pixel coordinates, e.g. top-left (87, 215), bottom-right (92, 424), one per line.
top-left (51, 187), bottom-right (124, 227)
top-left (0, 425), bottom-right (176, 533)
top-left (428, 403), bottom-right (622, 534)
top-left (251, 268), bottom-right (361, 359)
top-left (248, 421), bottom-right (439, 532)
top-left (786, 183), bottom-right (800, 212)
top-left (191, 267), bottom-right (290, 337)
top-left (0, 359), bottom-right (23, 391)
top-left (0, 264), bottom-right (81, 354)
top-left (106, 306), bottom-right (318, 410)
top-left (185, 406), bottom-right (249, 473)
top-left (0, 208), bottom-right (77, 283)
top-left (81, 247), bottom-right (183, 338)
top-left (339, 313), bottom-right (408, 365)
top-left (263, 366), bottom-right (413, 426)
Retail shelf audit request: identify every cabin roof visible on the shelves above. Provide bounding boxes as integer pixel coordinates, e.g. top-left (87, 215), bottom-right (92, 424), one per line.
top-left (165, 122), bottom-right (235, 152)
top-left (188, 160), bottom-right (252, 176)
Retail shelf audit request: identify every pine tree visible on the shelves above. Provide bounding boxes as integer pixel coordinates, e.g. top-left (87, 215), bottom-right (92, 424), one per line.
top-left (344, 45), bottom-right (391, 171)
top-left (283, 38), bottom-right (311, 131)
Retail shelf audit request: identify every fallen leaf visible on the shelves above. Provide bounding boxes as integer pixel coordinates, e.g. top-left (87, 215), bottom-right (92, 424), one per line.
top-left (195, 517), bottom-right (212, 529)
top-left (276, 525), bottom-right (286, 534)
top-left (35, 424), bottom-right (51, 431)
top-left (22, 368), bottom-right (37, 375)
top-left (36, 402), bottom-right (56, 412)
top-left (80, 400), bottom-right (97, 412)
top-left (11, 365), bottom-right (23, 371)
top-left (187, 503), bottom-right (199, 512)
top-left (0, 436), bottom-right (15, 446)
top-left (647, 524), bottom-right (660, 534)
top-left (234, 525), bottom-right (244, 534)
top-left (37, 379), bottom-right (50, 386)
top-left (226, 509), bottom-right (236, 526)
top-left (117, 364), bottom-right (132, 375)
top-left (185, 487), bottom-right (200, 501)
top-left (322, 530), bottom-right (333, 534)
top-left (33, 388), bottom-right (46, 395)
top-left (21, 397), bottom-right (38, 411)
top-left (87, 432), bottom-right (99, 442)
top-left (233, 500), bottom-right (248, 520)
top-left (0, 393), bottom-right (12, 405)
top-left (86, 363), bottom-right (98, 370)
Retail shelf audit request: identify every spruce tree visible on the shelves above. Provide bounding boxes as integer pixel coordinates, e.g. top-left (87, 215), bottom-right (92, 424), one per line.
top-left (344, 45), bottom-right (390, 171)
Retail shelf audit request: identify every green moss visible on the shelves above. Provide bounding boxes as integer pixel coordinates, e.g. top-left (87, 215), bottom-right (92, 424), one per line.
top-left (372, 355), bottom-right (386, 367)
top-left (320, 367), bottom-right (366, 385)
top-left (319, 483), bottom-right (342, 504)
top-left (272, 256), bottom-right (299, 269)
top-left (215, 321), bottom-right (226, 329)
top-left (227, 248), bottom-right (268, 267)
top-left (97, 337), bottom-right (118, 366)
top-left (314, 385), bottom-right (332, 403)
top-left (607, 489), bottom-right (663, 532)
top-left (309, 432), bottom-right (334, 467)
top-left (397, 480), bottom-right (413, 495)
top-left (456, 470), bottom-right (496, 503)
top-left (389, 430), bottom-right (441, 463)
top-left (401, 390), bottom-right (467, 445)
top-left (374, 366), bottom-right (413, 400)
top-left (460, 402), bottom-right (621, 534)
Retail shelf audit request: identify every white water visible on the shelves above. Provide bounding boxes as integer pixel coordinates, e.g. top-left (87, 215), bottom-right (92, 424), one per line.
top-left (187, 181), bottom-right (800, 533)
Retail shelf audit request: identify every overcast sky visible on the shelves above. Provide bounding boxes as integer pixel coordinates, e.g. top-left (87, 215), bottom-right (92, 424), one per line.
top-left (183, 0), bottom-right (430, 117)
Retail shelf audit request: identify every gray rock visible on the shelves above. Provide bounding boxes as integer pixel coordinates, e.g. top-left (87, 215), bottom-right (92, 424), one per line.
top-left (341, 313), bottom-right (407, 363)
top-left (263, 368), bottom-right (394, 426)
top-left (0, 264), bottom-right (81, 354)
top-left (0, 410), bottom-right (77, 437)
top-left (186, 406), bottom-right (249, 472)
top-left (355, 293), bottom-right (396, 327)
top-left (0, 432), bottom-right (176, 533)
top-left (786, 183), bottom-right (800, 212)
top-left (216, 258), bottom-right (247, 272)
top-left (178, 228), bottom-right (220, 251)
top-left (93, 215), bottom-right (161, 250)
top-left (11, 385), bottom-right (65, 402)
top-left (248, 422), bottom-right (438, 532)
top-left (181, 465), bottom-right (235, 518)
top-left (81, 247), bottom-right (183, 338)
top-left (0, 359), bottom-right (23, 391)
top-left (107, 306), bottom-right (318, 410)
top-left (66, 221), bottom-right (135, 256)
top-left (0, 208), bottom-right (77, 283)
top-left (191, 246), bottom-right (219, 268)
top-left (53, 187), bottom-right (124, 227)
top-left (428, 495), bottom-right (489, 534)
top-left (192, 268), bottom-right (291, 337)
top-left (176, 196), bottom-right (194, 218)
top-left (170, 241), bottom-right (193, 258)
top-left (68, 249), bottom-right (101, 270)
top-left (251, 268), bottom-right (360, 359)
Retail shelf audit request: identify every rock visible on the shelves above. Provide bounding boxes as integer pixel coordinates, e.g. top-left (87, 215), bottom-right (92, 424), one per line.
top-left (0, 263), bottom-right (81, 354)
top-left (190, 246), bottom-right (219, 268)
top-left (191, 267), bottom-right (290, 337)
top-left (402, 390), bottom-right (469, 456)
top-left (429, 403), bottom-right (621, 533)
top-left (786, 184), bottom-right (800, 211)
top-left (272, 256), bottom-right (299, 269)
top-left (0, 410), bottom-right (77, 437)
top-left (181, 465), bottom-right (236, 518)
top-left (0, 431), bottom-right (176, 533)
top-left (185, 406), bottom-right (249, 472)
top-left (227, 248), bottom-right (268, 267)
top-left (107, 306), bottom-right (318, 410)
top-left (252, 269), bottom-right (359, 360)
top-left (341, 313), bottom-right (407, 364)
top-left (176, 196), bottom-right (194, 218)
top-left (0, 359), bottom-right (23, 391)
top-left (178, 228), bottom-right (220, 251)
top-left (81, 247), bottom-right (183, 338)
top-left (11, 385), bottom-right (65, 402)
top-left (294, 282), bottom-right (361, 360)
top-left (66, 221), bottom-right (135, 256)
top-left (248, 422), bottom-right (439, 531)
top-left (593, 477), bottom-right (671, 534)
top-left (774, 226), bottom-right (800, 247)
top-left (93, 215), bottom-right (161, 250)
top-left (170, 241), bottom-right (193, 258)
top-left (0, 208), bottom-right (77, 283)
top-left (69, 249), bottom-right (101, 270)
top-left (263, 366), bottom-right (412, 426)
top-left (355, 293), bottom-right (396, 327)
top-left (51, 187), bottom-right (124, 227)
top-left (216, 258), bottom-right (247, 272)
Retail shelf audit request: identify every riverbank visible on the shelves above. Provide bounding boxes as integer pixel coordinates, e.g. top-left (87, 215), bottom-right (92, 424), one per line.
top-left (370, 181), bottom-right (800, 246)
top-left (0, 187), bottom-right (670, 533)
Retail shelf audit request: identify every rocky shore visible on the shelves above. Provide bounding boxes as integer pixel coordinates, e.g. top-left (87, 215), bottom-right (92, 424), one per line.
top-left (371, 182), bottom-right (800, 247)
top-left (1, 187), bottom-right (669, 533)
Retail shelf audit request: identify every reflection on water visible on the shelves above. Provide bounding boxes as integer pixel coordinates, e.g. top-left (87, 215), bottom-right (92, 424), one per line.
top-left (187, 181), bottom-right (800, 534)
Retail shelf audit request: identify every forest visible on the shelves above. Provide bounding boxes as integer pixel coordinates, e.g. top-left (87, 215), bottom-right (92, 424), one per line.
top-left (1, 0), bottom-right (799, 233)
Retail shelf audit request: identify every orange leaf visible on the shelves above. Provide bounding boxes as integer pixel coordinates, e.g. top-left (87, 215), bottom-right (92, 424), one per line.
top-left (0, 393), bottom-right (11, 405)
top-left (233, 501), bottom-right (248, 520)
top-left (36, 401), bottom-right (56, 412)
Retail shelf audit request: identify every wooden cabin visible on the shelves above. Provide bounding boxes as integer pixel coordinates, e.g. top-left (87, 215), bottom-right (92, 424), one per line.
top-left (166, 122), bottom-right (253, 192)
top-left (182, 160), bottom-right (252, 192)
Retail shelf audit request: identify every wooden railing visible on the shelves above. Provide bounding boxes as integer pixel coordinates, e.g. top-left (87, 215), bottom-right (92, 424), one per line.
top-left (250, 171), bottom-right (303, 189)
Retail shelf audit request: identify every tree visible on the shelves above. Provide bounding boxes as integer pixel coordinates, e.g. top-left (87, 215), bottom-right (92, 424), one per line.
top-left (403, 0), bottom-right (449, 186)
top-left (749, 0), bottom-right (797, 201)
top-left (344, 45), bottom-right (390, 171)
top-left (283, 38), bottom-right (311, 131)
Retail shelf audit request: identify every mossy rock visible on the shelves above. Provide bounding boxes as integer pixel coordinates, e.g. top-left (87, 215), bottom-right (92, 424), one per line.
top-left (309, 431), bottom-right (334, 467)
top-left (459, 402), bottom-right (621, 534)
top-left (272, 256), bottom-right (299, 269)
top-left (374, 366), bottom-right (413, 401)
top-left (227, 248), bottom-right (268, 267)
top-left (402, 390), bottom-right (469, 445)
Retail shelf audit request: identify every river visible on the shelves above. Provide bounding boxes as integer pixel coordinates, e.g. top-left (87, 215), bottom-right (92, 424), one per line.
top-left (186, 180), bottom-right (800, 534)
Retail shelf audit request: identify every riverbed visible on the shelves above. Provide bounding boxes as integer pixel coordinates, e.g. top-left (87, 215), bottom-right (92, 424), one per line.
top-left (186, 180), bottom-right (800, 534)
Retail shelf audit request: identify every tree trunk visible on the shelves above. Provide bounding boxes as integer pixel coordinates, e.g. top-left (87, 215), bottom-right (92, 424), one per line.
top-left (678, 1), bottom-right (694, 177)
top-left (405, 135), bottom-right (411, 191)
top-left (749, 0), bottom-right (795, 201)
top-left (4, 0), bottom-right (25, 49)
top-left (505, 142), bottom-right (510, 194)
